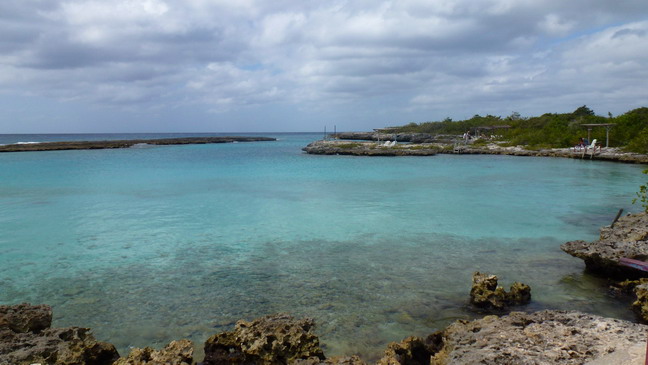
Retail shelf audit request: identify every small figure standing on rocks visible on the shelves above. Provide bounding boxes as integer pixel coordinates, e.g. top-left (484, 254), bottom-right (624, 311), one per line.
top-left (463, 131), bottom-right (470, 144)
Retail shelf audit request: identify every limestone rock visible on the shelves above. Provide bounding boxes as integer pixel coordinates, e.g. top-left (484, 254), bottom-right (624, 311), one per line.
top-left (561, 212), bottom-right (648, 278)
top-left (610, 278), bottom-right (648, 321)
top-left (114, 339), bottom-right (193, 365)
top-left (376, 335), bottom-right (442, 365)
top-left (469, 272), bottom-right (531, 310)
top-left (0, 326), bottom-right (119, 365)
top-left (430, 310), bottom-right (647, 365)
top-left (508, 281), bottom-right (532, 305)
top-left (302, 140), bottom-right (438, 156)
top-left (203, 313), bottom-right (325, 364)
top-left (0, 303), bottom-right (119, 365)
top-left (0, 303), bottom-right (52, 333)
top-left (632, 283), bottom-right (648, 322)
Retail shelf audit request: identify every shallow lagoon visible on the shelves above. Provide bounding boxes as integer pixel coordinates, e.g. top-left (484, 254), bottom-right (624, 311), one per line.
top-left (0, 133), bottom-right (646, 360)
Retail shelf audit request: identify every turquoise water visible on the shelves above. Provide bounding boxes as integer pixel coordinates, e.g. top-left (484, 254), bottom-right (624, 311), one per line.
top-left (0, 133), bottom-right (646, 360)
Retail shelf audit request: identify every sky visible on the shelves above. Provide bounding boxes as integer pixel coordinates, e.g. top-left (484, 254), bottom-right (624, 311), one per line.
top-left (1, 1), bottom-right (647, 133)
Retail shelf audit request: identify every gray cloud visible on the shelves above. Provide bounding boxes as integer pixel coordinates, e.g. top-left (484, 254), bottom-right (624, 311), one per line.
top-left (1, 0), bottom-right (647, 132)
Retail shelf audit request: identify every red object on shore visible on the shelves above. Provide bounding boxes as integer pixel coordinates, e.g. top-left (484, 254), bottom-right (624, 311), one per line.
top-left (619, 258), bottom-right (648, 272)
top-left (619, 257), bottom-right (648, 365)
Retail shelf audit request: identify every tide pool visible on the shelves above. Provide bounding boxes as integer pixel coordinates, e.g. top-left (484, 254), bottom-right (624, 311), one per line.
top-left (0, 133), bottom-right (646, 360)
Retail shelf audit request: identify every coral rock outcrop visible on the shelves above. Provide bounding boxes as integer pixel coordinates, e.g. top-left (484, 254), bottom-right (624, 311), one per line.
top-left (431, 310), bottom-right (647, 365)
top-left (561, 212), bottom-right (648, 278)
top-left (203, 313), bottom-right (325, 364)
top-left (114, 339), bottom-right (194, 365)
top-left (469, 272), bottom-right (531, 310)
top-left (0, 303), bottom-right (119, 365)
top-left (376, 335), bottom-right (441, 365)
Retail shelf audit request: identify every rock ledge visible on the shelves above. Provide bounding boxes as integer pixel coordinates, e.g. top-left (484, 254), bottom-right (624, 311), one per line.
top-left (561, 212), bottom-right (648, 278)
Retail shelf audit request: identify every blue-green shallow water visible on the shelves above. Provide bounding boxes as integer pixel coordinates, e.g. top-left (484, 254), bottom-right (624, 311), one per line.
top-left (0, 133), bottom-right (646, 360)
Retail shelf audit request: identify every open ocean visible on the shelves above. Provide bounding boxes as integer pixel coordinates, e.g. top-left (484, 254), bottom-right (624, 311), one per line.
top-left (0, 133), bottom-right (646, 360)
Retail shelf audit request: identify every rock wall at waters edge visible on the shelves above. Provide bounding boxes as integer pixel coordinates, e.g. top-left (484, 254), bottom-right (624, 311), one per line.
top-left (561, 212), bottom-right (648, 279)
top-left (306, 133), bottom-right (648, 163)
top-left (3, 303), bottom-right (648, 364)
top-left (302, 141), bottom-right (439, 156)
top-left (333, 132), bottom-right (456, 144)
top-left (0, 303), bottom-right (119, 365)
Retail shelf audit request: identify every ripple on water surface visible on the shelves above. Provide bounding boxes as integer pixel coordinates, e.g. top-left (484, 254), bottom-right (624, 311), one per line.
top-left (0, 135), bottom-right (645, 361)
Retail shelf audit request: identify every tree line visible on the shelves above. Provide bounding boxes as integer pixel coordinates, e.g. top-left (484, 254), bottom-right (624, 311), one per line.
top-left (393, 106), bottom-right (648, 153)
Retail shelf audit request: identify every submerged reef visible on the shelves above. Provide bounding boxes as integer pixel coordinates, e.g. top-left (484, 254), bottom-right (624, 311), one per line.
top-left (3, 303), bottom-right (648, 364)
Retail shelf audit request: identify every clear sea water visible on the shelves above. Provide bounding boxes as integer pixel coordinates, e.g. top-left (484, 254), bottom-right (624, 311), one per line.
top-left (0, 133), bottom-right (646, 360)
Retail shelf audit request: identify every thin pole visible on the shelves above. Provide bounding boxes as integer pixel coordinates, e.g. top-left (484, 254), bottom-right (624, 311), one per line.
top-left (611, 208), bottom-right (624, 228)
top-left (324, 126), bottom-right (326, 141)
top-left (606, 126), bottom-right (610, 148)
top-left (587, 128), bottom-right (592, 142)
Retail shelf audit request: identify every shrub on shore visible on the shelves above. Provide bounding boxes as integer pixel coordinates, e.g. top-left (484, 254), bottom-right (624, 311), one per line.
top-left (634, 169), bottom-right (648, 213)
top-left (392, 106), bottom-right (648, 153)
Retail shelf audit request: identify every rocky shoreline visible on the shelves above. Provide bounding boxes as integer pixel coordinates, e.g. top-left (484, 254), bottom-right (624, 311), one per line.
top-left (562, 212), bottom-right (648, 279)
top-left (0, 137), bottom-right (276, 153)
top-left (302, 140), bottom-right (438, 156)
top-left (3, 303), bottom-right (648, 364)
top-left (304, 133), bottom-right (648, 164)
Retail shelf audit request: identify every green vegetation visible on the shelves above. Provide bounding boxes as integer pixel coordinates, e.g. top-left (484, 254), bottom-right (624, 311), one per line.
top-left (634, 169), bottom-right (648, 213)
top-left (393, 106), bottom-right (648, 153)
top-left (337, 143), bottom-right (363, 149)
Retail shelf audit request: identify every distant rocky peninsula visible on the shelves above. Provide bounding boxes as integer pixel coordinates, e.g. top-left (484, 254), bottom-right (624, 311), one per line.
top-left (303, 132), bottom-right (648, 164)
top-left (0, 136), bottom-right (276, 153)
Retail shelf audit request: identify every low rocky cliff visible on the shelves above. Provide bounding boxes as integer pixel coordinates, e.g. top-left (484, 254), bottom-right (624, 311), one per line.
top-left (561, 212), bottom-right (648, 279)
top-left (333, 132), bottom-right (456, 144)
top-left (302, 141), bottom-right (439, 156)
top-left (304, 134), bottom-right (648, 163)
top-left (0, 303), bottom-right (119, 365)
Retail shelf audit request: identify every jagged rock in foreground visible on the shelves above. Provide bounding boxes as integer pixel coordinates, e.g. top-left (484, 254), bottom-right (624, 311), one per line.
top-left (203, 313), bottom-right (326, 364)
top-left (561, 212), bottom-right (648, 278)
top-left (0, 303), bottom-right (119, 365)
top-left (0, 303), bottom-right (52, 334)
top-left (613, 278), bottom-right (648, 322)
top-left (114, 339), bottom-right (193, 365)
top-left (376, 335), bottom-right (442, 365)
top-left (3, 304), bottom-right (648, 364)
top-left (378, 310), bottom-right (648, 365)
top-left (469, 272), bottom-right (531, 310)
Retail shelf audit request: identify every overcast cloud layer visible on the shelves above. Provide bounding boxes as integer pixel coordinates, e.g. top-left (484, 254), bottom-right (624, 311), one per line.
top-left (1, 0), bottom-right (647, 132)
